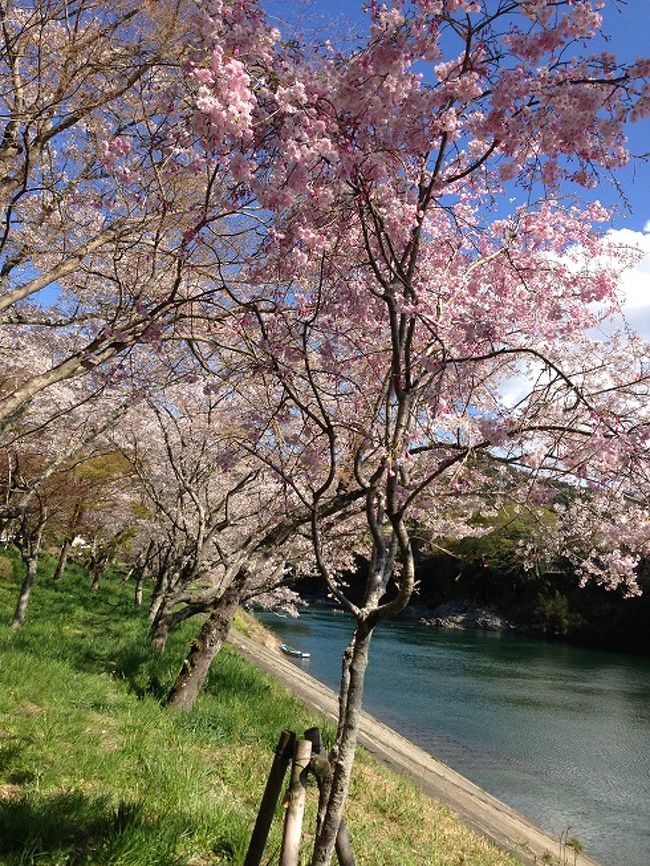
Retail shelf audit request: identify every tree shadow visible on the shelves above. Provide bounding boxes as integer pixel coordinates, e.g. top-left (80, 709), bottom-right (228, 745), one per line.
top-left (108, 643), bottom-right (170, 701)
top-left (0, 740), bottom-right (38, 788)
top-left (0, 790), bottom-right (189, 865)
top-left (3, 567), bottom-right (185, 702)
top-left (0, 742), bottom-right (24, 773)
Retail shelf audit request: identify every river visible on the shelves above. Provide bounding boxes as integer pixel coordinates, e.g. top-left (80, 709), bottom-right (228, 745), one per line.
top-left (256, 606), bottom-right (650, 866)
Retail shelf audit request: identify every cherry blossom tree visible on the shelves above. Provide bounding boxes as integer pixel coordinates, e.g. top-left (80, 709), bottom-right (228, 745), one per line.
top-left (0, 0), bottom-right (277, 427)
top-left (0, 385), bottom-right (135, 625)
top-left (0, 2), bottom-right (647, 861)
top-left (191, 2), bottom-right (650, 862)
top-left (111, 371), bottom-right (365, 709)
top-left (118, 383), bottom-right (281, 651)
top-left (0, 327), bottom-right (184, 625)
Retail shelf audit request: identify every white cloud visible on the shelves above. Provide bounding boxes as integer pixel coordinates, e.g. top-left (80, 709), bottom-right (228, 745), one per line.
top-left (494, 224), bottom-right (650, 412)
top-left (603, 226), bottom-right (650, 339)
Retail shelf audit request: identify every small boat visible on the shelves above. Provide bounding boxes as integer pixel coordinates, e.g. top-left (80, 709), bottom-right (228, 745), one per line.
top-left (280, 643), bottom-right (310, 659)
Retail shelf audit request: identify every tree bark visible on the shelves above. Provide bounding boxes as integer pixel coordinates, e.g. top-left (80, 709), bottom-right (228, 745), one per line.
top-left (148, 559), bottom-right (174, 621)
top-left (90, 557), bottom-right (107, 593)
top-left (133, 539), bottom-right (155, 606)
top-left (310, 622), bottom-right (372, 866)
top-left (11, 555), bottom-right (37, 630)
top-left (148, 580), bottom-right (166, 622)
top-left (52, 538), bottom-right (71, 582)
top-left (166, 569), bottom-right (247, 711)
top-left (11, 507), bottom-right (47, 630)
top-left (134, 570), bottom-right (144, 607)
top-left (304, 728), bottom-right (355, 866)
top-left (149, 592), bottom-right (177, 652)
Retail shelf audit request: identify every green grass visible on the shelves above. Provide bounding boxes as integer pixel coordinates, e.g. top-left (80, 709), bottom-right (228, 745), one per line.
top-left (0, 548), bottom-right (522, 865)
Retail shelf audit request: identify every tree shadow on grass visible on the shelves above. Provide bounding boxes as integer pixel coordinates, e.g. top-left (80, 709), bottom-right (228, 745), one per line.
top-left (0, 742), bottom-right (24, 773)
top-left (111, 644), bottom-right (173, 701)
top-left (0, 740), bottom-right (38, 788)
top-left (0, 791), bottom-right (190, 866)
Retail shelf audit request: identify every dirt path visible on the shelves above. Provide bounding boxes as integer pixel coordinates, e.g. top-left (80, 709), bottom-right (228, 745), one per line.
top-left (230, 632), bottom-right (602, 866)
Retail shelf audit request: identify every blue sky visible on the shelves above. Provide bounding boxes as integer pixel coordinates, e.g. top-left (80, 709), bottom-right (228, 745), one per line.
top-left (263, 0), bottom-right (650, 234)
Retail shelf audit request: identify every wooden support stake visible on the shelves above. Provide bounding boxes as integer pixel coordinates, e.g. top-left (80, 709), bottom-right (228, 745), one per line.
top-left (244, 729), bottom-right (296, 866)
top-left (304, 727), bottom-right (356, 866)
top-left (279, 737), bottom-right (313, 866)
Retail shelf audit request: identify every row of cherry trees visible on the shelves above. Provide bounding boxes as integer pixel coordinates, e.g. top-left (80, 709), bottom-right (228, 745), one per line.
top-left (2, 2), bottom-right (650, 864)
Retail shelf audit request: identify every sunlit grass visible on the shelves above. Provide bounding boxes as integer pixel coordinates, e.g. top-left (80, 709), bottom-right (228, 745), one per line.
top-left (0, 549), bottom-right (521, 865)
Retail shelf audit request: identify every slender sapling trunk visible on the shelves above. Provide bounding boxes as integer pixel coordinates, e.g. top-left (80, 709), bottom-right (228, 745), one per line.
top-left (52, 538), bottom-right (71, 582)
top-left (11, 508), bottom-right (47, 630)
top-left (310, 621), bottom-right (372, 866)
top-left (11, 555), bottom-right (38, 629)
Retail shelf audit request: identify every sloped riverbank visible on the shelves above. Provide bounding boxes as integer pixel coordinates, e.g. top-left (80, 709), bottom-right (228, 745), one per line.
top-left (255, 605), bottom-right (650, 866)
top-left (230, 631), bottom-right (601, 866)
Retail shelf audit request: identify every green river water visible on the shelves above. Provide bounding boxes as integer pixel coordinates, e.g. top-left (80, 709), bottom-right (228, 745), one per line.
top-left (258, 607), bottom-right (650, 866)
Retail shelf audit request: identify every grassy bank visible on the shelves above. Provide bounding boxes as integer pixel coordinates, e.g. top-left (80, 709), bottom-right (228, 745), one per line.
top-left (0, 550), bottom-right (521, 866)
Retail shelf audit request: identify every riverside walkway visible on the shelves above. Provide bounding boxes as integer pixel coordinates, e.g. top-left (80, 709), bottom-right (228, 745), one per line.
top-left (230, 631), bottom-right (602, 866)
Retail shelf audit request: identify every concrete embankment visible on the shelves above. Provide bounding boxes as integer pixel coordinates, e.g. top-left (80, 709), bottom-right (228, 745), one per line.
top-left (230, 632), bottom-right (602, 866)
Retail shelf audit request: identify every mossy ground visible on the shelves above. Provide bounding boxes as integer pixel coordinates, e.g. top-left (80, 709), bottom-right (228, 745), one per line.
top-left (0, 548), bottom-right (521, 865)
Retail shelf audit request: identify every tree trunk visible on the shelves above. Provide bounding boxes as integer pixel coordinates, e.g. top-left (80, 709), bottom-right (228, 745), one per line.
top-left (166, 571), bottom-right (247, 711)
top-left (133, 539), bottom-right (154, 606)
top-left (11, 555), bottom-right (37, 630)
top-left (149, 593), bottom-right (176, 652)
top-left (12, 508), bottom-right (47, 630)
top-left (151, 595), bottom-right (216, 652)
top-left (148, 580), bottom-right (166, 621)
top-left (310, 622), bottom-right (372, 866)
top-left (134, 570), bottom-right (144, 607)
top-left (148, 562), bottom-right (173, 621)
top-left (304, 728), bottom-right (356, 866)
top-left (52, 538), bottom-right (71, 582)
top-left (90, 558), bottom-right (107, 593)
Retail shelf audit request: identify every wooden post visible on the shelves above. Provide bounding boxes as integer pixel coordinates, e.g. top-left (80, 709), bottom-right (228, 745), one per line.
top-left (244, 730), bottom-right (296, 866)
top-left (304, 727), bottom-right (356, 866)
top-left (279, 737), bottom-right (313, 866)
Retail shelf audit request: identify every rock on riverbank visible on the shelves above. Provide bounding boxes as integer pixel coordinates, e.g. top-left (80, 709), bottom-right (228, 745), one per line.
top-left (408, 600), bottom-right (516, 632)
